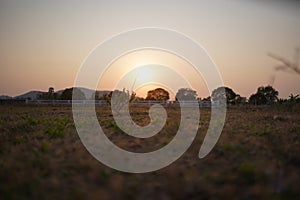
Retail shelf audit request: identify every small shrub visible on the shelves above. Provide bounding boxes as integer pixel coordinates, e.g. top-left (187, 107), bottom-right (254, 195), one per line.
top-left (109, 120), bottom-right (122, 132)
top-left (255, 130), bottom-right (267, 137)
top-left (14, 136), bottom-right (27, 145)
top-left (238, 162), bottom-right (256, 185)
top-left (40, 141), bottom-right (50, 152)
top-left (45, 118), bottom-right (68, 138)
top-left (21, 114), bottom-right (38, 126)
top-left (20, 114), bottom-right (38, 130)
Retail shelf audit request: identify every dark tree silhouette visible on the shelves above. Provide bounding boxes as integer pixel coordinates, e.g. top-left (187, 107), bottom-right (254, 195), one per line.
top-left (289, 93), bottom-right (300, 103)
top-left (202, 96), bottom-right (211, 101)
top-left (211, 86), bottom-right (246, 105)
top-left (249, 85), bottom-right (279, 105)
top-left (60, 88), bottom-right (86, 100)
top-left (101, 92), bottom-right (112, 105)
top-left (234, 94), bottom-right (246, 105)
top-left (146, 88), bottom-right (169, 101)
top-left (38, 87), bottom-right (58, 100)
top-left (100, 89), bottom-right (136, 106)
top-left (90, 91), bottom-right (100, 100)
top-left (175, 88), bottom-right (197, 101)
top-left (110, 89), bottom-right (133, 112)
top-left (47, 87), bottom-right (58, 100)
top-left (211, 86), bottom-right (237, 104)
top-left (249, 93), bottom-right (267, 105)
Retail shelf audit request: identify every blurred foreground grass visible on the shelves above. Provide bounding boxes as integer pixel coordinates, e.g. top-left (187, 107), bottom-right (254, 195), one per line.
top-left (0, 104), bottom-right (300, 199)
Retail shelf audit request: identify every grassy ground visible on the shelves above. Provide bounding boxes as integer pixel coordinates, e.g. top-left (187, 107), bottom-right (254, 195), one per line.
top-left (0, 104), bottom-right (300, 199)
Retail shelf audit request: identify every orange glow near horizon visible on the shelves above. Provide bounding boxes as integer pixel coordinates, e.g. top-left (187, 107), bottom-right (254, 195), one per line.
top-left (97, 49), bottom-right (209, 100)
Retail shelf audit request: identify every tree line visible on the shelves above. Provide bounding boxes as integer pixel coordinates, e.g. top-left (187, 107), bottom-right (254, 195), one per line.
top-left (38, 85), bottom-right (299, 106)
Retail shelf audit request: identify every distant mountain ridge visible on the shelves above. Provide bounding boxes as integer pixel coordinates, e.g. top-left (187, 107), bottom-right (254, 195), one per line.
top-left (4, 88), bottom-right (112, 100)
top-left (14, 91), bottom-right (45, 100)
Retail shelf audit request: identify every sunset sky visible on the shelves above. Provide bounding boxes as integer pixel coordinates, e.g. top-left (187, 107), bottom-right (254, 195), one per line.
top-left (1, 0), bottom-right (300, 99)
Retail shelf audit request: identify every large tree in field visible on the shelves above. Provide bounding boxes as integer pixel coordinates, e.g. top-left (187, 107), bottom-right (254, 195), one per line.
top-left (249, 85), bottom-right (279, 105)
top-left (175, 88), bottom-right (197, 101)
top-left (60, 87), bottom-right (86, 100)
top-left (211, 86), bottom-right (237, 104)
top-left (47, 87), bottom-right (58, 100)
top-left (38, 87), bottom-right (59, 100)
top-left (146, 88), bottom-right (169, 101)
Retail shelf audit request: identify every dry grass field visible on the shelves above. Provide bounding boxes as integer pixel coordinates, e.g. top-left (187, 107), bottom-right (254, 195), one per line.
top-left (0, 104), bottom-right (300, 199)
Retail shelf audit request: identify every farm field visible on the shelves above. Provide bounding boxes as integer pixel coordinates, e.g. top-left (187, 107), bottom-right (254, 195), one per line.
top-left (0, 104), bottom-right (300, 199)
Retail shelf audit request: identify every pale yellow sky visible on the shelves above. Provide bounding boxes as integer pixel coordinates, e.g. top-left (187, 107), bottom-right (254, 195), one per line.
top-left (0, 0), bottom-right (300, 98)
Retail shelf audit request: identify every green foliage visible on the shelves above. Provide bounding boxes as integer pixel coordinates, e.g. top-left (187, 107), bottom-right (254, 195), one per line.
top-left (45, 117), bottom-right (68, 138)
top-left (14, 135), bottom-right (27, 144)
top-left (238, 162), bottom-right (255, 185)
top-left (21, 114), bottom-right (38, 126)
top-left (99, 118), bottom-right (122, 132)
top-left (40, 141), bottom-right (50, 153)
top-left (99, 170), bottom-right (110, 180)
top-left (255, 130), bottom-right (267, 137)
top-left (19, 114), bottom-right (38, 130)
top-left (108, 120), bottom-right (122, 132)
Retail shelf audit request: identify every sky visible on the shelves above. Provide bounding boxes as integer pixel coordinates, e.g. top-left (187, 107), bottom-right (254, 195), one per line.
top-left (0, 0), bottom-right (300, 99)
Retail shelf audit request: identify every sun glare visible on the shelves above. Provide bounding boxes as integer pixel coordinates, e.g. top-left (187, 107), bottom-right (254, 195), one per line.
top-left (97, 49), bottom-right (209, 99)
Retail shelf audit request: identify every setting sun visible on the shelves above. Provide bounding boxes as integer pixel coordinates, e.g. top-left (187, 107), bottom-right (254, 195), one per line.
top-left (97, 49), bottom-right (208, 99)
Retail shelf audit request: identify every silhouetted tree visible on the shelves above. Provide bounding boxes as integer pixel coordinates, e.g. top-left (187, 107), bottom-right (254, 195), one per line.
top-left (129, 91), bottom-right (136, 102)
top-left (111, 89), bottom-right (129, 111)
top-left (202, 96), bottom-right (211, 101)
top-left (60, 88), bottom-right (86, 100)
top-left (211, 86), bottom-right (246, 105)
top-left (234, 94), bottom-right (247, 105)
top-left (146, 88), bottom-right (169, 101)
top-left (48, 87), bottom-right (58, 100)
top-left (101, 92), bottom-right (112, 105)
top-left (211, 86), bottom-right (237, 104)
top-left (48, 87), bottom-right (54, 94)
top-left (175, 88), bottom-right (197, 101)
top-left (90, 91), bottom-right (99, 100)
top-left (249, 93), bottom-right (267, 105)
top-left (249, 85), bottom-right (278, 105)
top-left (38, 87), bottom-right (58, 100)
top-left (288, 93), bottom-right (300, 103)
top-left (101, 89), bottom-right (136, 106)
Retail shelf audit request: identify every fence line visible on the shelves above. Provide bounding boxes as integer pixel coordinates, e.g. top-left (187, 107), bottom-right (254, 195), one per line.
top-left (25, 99), bottom-right (218, 108)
